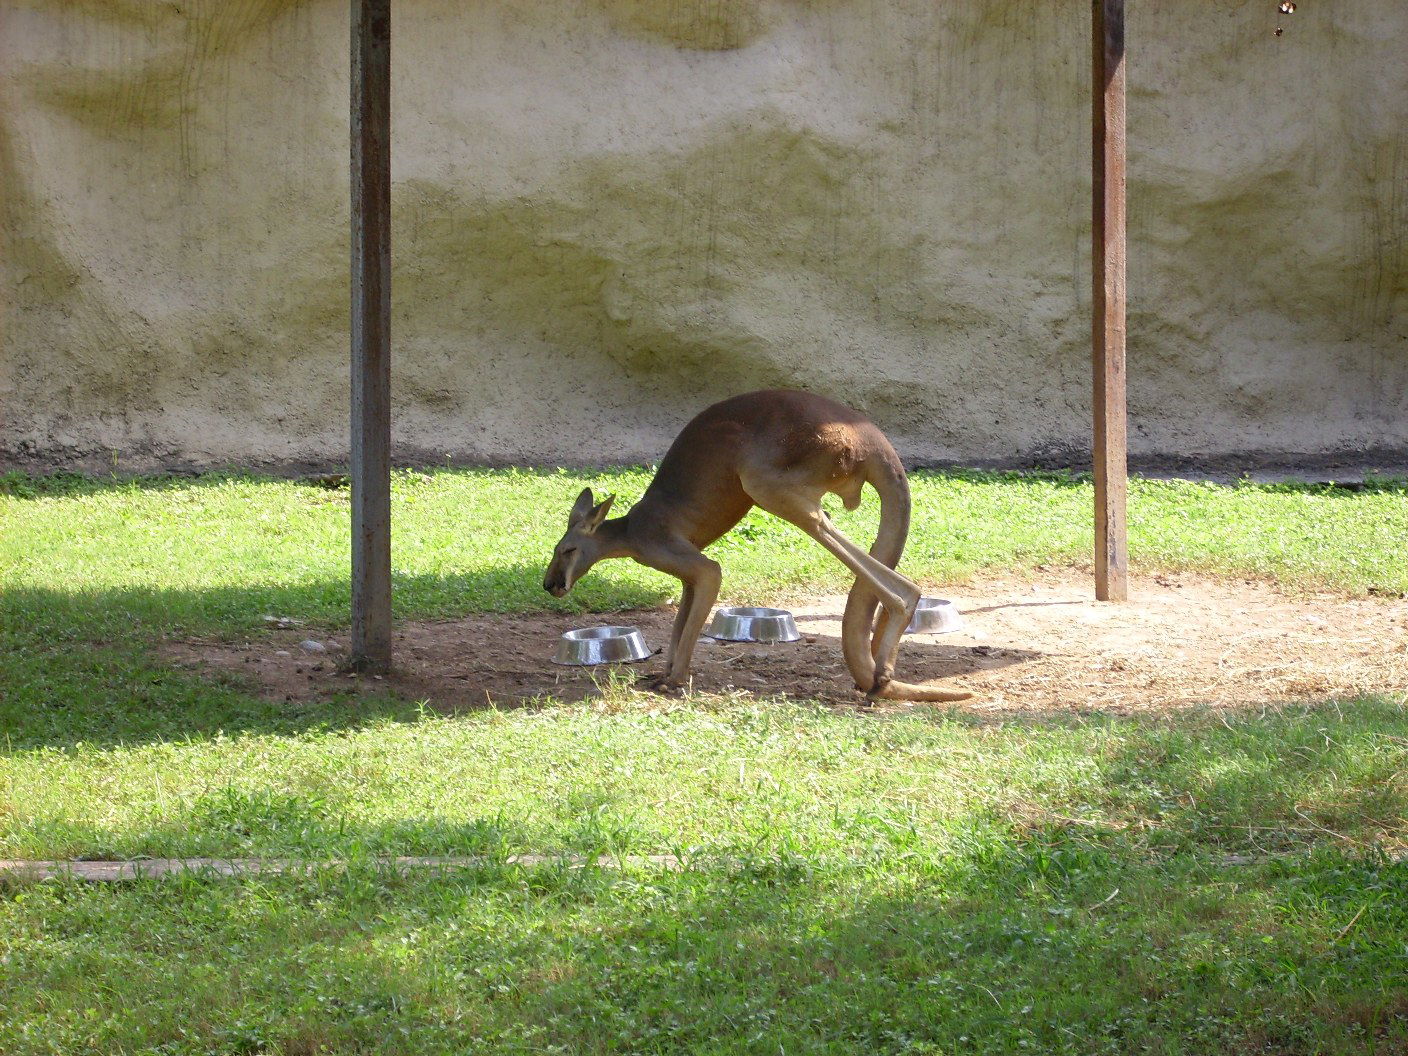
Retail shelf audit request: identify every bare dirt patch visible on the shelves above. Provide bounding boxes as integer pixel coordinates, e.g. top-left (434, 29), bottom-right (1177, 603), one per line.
top-left (161, 572), bottom-right (1408, 716)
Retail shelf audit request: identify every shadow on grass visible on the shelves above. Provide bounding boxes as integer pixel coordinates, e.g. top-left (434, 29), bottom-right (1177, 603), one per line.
top-left (1, 822), bottom-right (1404, 1054)
top-left (1, 563), bottom-right (669, 638)
top-left (2, 533), bottom-right (1048, 747)
top-left (1092, 702), bottom-right (1408, 858)
top-left (0, 584), bottom-right (1035, 750)
top-left (0, 465), bottom-right (610, 501)
top-left (0, 469), bottom-right (309, 500)
top-left (0, 564), bottom-right (673, 750)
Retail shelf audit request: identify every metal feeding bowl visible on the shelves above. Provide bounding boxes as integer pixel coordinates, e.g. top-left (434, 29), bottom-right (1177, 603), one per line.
top-left (905, 598), bottom-right (964, 634)
top-left (705, 606), bottom-right (801, 643)
top-left (552, 626), bottom-right (652, 666)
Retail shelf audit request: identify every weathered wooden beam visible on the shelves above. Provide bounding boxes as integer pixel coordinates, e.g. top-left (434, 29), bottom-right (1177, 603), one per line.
top-left (350, 0), bottom-right (393, 670)
top-left (7, 847), bottom-right (1398, 884)
top-left (0, 855), bottom-right (688, 883)
top-left (1093, 0), bottom-right (1129, 602)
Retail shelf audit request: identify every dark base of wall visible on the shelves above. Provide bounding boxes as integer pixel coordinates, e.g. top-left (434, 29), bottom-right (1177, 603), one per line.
top-left (912, 449), bottom-right (1408, 485)
top-left (4, 444), bottom-right (1407, 485)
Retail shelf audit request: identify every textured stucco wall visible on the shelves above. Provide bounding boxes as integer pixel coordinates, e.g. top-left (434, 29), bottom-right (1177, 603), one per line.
top-left (1, 0), bottom-right (1405, 472)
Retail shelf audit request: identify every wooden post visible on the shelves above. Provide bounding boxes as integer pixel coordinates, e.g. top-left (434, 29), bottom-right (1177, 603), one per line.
top-left (350, 0), bottom-right (393, 670)
top-left (1093, 0), bottom-right (1129, 602)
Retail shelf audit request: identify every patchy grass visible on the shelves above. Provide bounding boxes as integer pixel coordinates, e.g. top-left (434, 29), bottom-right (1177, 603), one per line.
top-left (1, 468), bottom-right (1406, 1053)
top-left (3, 696), bottom-right (1407, 1055)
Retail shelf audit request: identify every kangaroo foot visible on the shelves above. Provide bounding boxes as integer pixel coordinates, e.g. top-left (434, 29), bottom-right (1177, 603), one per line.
top-left (863, 673), bottom-right (891, 706)
top-left (636, 671), bottom-right (687, 697)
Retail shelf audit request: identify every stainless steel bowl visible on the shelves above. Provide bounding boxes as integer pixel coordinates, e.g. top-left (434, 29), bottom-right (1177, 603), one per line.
top-left (905, 598), bottom-right (964, 634)
top-left (552, 626), bottom-right (653, 665)
top-left (705, 606), bottom-right (801, 643)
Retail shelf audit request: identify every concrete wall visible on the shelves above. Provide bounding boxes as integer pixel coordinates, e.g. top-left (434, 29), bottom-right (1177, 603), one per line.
top-left (2, 0), bottom-right (1405, 473)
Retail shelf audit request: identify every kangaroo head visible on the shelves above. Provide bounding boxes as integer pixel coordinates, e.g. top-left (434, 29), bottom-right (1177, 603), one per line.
top-left (543, 487), bottom-right (616, 597)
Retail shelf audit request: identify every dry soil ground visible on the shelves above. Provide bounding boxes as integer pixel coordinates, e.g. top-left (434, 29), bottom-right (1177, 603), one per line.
top-left (163, 571), bottom-right (1408, 716)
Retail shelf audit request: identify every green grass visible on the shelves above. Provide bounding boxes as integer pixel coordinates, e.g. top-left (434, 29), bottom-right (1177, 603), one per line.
top-left (3, 699), bottom-right (1407, 1055)
top-left (2, 695), bottom-right (1406, 863)
top-left (1, 468), bottom-right (1406, 1054)
top-left (1, 468), bottom-right (1404, 631)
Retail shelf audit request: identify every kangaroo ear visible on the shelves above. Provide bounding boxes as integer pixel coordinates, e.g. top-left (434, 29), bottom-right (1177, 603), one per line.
top-left (569, 487), bottom-right (595, 527)
top-left (582, 493), bottom-right (615, 533)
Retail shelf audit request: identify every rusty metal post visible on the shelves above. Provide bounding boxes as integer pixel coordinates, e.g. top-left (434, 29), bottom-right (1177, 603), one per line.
top-left (1093, 0), bottom-right (1129, 601)
top-left (350, 0), bottom-right (392, 670)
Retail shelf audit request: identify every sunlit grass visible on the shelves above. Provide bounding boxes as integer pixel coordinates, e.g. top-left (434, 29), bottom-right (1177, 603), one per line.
top-left (3, 694), bottom-right (1406, 862)
top-left (2, 469), bottom-right (1403, 636)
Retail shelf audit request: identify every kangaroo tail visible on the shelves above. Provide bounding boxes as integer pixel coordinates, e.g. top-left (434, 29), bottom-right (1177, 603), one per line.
top-left (840, 454), bottom-right (974, 704)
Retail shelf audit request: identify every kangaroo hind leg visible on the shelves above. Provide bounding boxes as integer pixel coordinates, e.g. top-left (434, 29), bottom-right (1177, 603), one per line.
top-left (740, 470), bottom-right (919, 688)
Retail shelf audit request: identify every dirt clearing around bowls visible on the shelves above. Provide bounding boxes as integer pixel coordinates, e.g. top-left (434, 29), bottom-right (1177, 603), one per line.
top-left (163, 572), bottom-right (1408, 716)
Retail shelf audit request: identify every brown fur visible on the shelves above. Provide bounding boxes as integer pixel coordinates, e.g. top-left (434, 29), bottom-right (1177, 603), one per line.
top-left (543, 390), bottom-right (972, 702)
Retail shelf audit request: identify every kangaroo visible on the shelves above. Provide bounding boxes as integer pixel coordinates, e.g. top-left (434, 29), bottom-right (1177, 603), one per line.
top-left (543, 389), bottom-right (973, 702)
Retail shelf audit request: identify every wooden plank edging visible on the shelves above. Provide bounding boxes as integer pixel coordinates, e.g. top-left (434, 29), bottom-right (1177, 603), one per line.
top-left (0, 854), bottom-right (683, 882)
top-left (2, 848), bottom-right (1401, 883)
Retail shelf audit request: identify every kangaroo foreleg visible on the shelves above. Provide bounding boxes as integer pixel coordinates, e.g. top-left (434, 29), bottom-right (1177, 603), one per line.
top-left (640, 581), bottom-right (695, 691)
top-left (667, 582), bottom-right (696, 670)
top-left (634, 539), bottom-right (721, 694)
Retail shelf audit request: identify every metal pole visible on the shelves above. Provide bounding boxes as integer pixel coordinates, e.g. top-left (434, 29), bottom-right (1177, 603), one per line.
top-left (350, 0), bottom-right (393, 670)
top-left (1093, 0), bottom-right (1129, 602)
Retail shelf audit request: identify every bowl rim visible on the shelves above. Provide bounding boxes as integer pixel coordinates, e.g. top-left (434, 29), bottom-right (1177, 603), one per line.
top-left (706, 606), bottom-right (801, 642)
top-left (560, 625), bottom-right (644, 642)
top-left (905, 597), bottom-right (964, 633)
top-left (712, 605), bottom-right (794, 621)
top-left (552, 625), bottom-right (652, 666)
